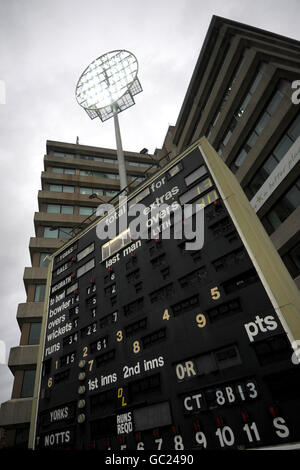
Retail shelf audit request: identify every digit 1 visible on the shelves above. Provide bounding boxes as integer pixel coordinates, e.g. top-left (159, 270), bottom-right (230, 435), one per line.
top-left (215, 426), bottom-right (235, 447)
top-left (243, 422), bottom-right (260, 443)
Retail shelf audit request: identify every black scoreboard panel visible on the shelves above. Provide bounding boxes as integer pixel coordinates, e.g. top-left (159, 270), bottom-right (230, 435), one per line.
top-left (35, 146), bottom-right (300, 450)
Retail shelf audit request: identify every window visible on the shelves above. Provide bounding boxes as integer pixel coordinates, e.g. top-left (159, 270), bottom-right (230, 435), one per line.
top-left (79, 187), bottom-right (119, 197)
top-left (265, 178), bottom-right (300, 232)
top-left (49, 184), bottom-right (74, 193)
top-left (53, 151), bottom-right (75, 159)
top-left (247, 113), bottom-right (300, 197)
top-left (282, 241), bottom-right (300, 278)
top-left (80, 155), bottom-right (117, 164)
top-left (127, 160), bottom-right (156, 168)
top-left (102, 228), bottom-right (131, 261)
top-left (51, 167), bottom-right (63, 174)
top-left (80, 170), bottom-right (119, 179)
top-left (218, 68), bottom-right (263, 154)
top-left (39, 253), bottom-right (50, 267)
top-left (14, 427), bottom-right (30, 448)
top-left (34, 284), bottom-right (45, 302)
top-left (20, 370), bottom-right (36, 397)
top-left (44, 227), bottom-right (73, 239)
top-left (79, 206), bottom-right (94, 216)
top-left (47, 204), bottom-right (74, 214)
top-left (28, 323), bottom-right (41, 345)
top-left (80, 187), bottom-right (93, 195)
top-left (80, 155), bottom-right (100, 161)
top-left (231, 89), bottom-right (284, 171)
top-left (49, 184), bottom-right (61, 192)
top-left (288, 243), bottom-right (300, 272)
top-left (51, 167), bottom-right (75, 174)
top-left (206, 55), bottom-right (245, 138)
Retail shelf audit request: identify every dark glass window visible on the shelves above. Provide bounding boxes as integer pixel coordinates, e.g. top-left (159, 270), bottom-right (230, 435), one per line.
top-left (79, 207), bottom-right (94, 216)
top-left (289, 243), bottom-right (300, 272)
top-left (49, 184), bottom-right (74, 193)
top-left (231, 89), bottom-right (284, 172)
top-left (34, 284), bottom-right (45, 302)
top-left (282, 241), bottom-right (300, 278)
top-left (247, 113), bottom-right (300, 197)
top-left (20, 370), bottom-right (36, 398)
top-left (39, 253), bottom-right (50, 267)
top-left (44, 227), bottom-right (73, 239)
top-left (51, 167), bottom-right (75, 174)
top-left (28, 323), bottom-right (41, 345)
top-left (47, 204), bottom-right (74, 214)
top-left (53, 151), bottom-right (75, 159)
top-left (14, 427), bottom-right (30, 448)
top-left (218, 68), bottom-right (264, 154)
top-left (265, 178), bottom-right (300, 232)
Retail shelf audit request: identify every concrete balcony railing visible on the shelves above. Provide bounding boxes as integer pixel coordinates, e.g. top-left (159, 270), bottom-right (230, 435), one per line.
top-left (8, 345), bottom-right (39, 373)
top-left (29, 236), bottom-right (64, 256)
top-left (23, 266), bottom-right (48, 291)
top-left (17, 302), bottom-right (44, 328)
top-left (0, 398), bottom-right (33, 427)
top-left (33, 211), bottom-right (95, 228)
top-left (37, 189), bottom-right (107, 205)
top-left (270, 206), bottom-right (300, 254)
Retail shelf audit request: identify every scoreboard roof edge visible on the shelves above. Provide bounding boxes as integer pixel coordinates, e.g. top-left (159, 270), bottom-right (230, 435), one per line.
top-left (50, 137), bottom-right (208, 260)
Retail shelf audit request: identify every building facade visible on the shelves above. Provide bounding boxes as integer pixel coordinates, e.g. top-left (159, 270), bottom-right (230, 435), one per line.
top-left (0, 15), bottom-right (299, 447)
top-left (0, 141), bottom-right (157, 447)
top-left (155, 16), bottom-right (300, 290)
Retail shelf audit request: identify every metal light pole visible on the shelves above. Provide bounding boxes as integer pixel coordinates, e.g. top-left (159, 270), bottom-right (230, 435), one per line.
top-left (75, 50), bottom-right (142, 192)
top-left (113, 105), bottom-right (127, 190)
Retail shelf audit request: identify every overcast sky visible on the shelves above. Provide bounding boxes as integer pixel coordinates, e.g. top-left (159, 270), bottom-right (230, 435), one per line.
top-left (0, 0), bottom-right (299, 407)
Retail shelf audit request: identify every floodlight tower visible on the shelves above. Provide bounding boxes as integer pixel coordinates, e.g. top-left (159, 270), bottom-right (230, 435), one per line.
top-left (75, 50), bottom-right (142, 191)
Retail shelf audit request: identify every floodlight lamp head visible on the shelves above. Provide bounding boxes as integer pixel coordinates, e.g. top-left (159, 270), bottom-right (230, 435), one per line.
top-left (75, 50), bottom-right (142, 122)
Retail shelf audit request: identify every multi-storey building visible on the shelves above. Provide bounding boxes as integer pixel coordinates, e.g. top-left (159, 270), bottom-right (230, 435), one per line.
top-left (0, 141), bottom-right (157, 447)
top-left (0, 15), bottom-right (299, 447)
top-left (156, 16), bottom-right (300, 290)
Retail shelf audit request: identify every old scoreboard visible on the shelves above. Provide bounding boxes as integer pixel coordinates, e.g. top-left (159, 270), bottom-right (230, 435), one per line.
top-left (30, 137), bottom-right (300, 450)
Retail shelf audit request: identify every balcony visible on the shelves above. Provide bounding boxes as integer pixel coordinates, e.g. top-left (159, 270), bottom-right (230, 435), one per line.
top-left (270, 206), bottom-right (300, 254)
top-left (8, 345), bottom-right (39, 373)
top-left (23, 267), bottom-right (48, 291)
top-left (37, 190), bottom-right (111, 206)
top-left (0, 398), bottom-right (33, 427)
top-left (29, 237), bottom-right (64, 264)
top-left (17, 302), bottom-right (44, 328)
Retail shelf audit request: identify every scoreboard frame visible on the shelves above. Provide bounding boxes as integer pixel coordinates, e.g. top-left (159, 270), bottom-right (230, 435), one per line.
top-left (28, 137), bottom-right (300, 450)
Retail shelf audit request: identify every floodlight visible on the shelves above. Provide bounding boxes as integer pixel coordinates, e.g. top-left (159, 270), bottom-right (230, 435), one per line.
top-left (76, 50), bottom-right (142, 190)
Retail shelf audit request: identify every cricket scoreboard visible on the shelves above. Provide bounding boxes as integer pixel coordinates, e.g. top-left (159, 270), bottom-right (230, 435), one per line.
top-left (30, 138), bottom-right (300, 450)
